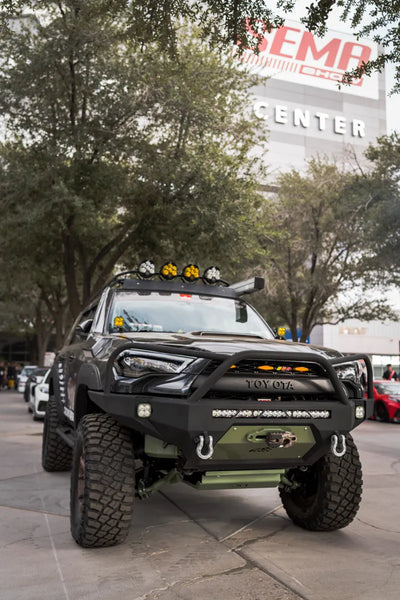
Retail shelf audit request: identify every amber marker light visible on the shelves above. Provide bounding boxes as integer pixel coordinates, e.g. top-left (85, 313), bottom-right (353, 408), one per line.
top-left (182, 263), bottom-right (200, 282)
top-left (257, 365), bottom-right (274, 371)
top-left (160, 261), bottom-right (178, 280)
top-left (294, 366), bottom-right (310, 373)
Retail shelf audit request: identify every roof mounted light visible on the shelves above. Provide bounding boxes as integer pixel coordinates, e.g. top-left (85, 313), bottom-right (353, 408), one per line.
top-left (138, 260), bottom-right (156, 279)
top-left (203, 266), bottom-right (221, 284)
top-left (182, 264), bottom-right (200, 282)
top-left (160, 261), bottom-right (178, 280)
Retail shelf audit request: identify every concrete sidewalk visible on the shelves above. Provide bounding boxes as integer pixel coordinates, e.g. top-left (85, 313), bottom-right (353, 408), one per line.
top-left (1, 390), bottom-right (399, 600)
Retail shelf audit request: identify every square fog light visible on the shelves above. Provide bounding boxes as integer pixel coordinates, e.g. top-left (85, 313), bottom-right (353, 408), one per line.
top-left (137, 403), bottom-right (152, 418)
top-left (355, 405), bottom-right (365, 419)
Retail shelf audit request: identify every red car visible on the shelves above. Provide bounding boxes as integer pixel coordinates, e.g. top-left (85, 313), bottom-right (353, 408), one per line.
top-left (371, 380), bottom-right (400, 422)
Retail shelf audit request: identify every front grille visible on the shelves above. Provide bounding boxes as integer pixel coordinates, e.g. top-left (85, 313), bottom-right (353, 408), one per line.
top-left (201, 359), bottom-right (326, 378)
top-left (37, 401), bottom-right (48, 412)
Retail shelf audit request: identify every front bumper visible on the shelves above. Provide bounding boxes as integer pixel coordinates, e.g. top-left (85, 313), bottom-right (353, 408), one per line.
top-left (89, 391), bottom-right (372, 470)
top-left (89, 347), bottom-right (374, 471)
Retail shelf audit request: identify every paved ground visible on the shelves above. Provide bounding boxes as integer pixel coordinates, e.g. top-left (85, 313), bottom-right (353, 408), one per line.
top-left (1, 390), bottom-right (399, 600)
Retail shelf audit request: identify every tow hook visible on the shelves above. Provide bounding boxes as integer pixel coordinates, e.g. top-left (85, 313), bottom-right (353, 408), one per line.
top-left (331, 433), bottom-right (346, 458)
top-left (196, 433), bottom-right (214, 460)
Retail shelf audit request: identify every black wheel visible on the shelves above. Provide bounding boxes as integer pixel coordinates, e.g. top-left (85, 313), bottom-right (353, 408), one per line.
top-left (280, 433), bottom-right (362, 531)
top-left (70, 414), bottom-right (135, 548)
top-left (42, 395), bottom-right (72, 471)
top-left (374, 401), bottom-right (389, 422)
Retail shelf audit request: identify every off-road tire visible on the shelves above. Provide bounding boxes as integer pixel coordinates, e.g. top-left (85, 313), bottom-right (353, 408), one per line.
top-left (42, 395), bottom-right (72, 472)
top-left (280, 433), bottom-right (362, 531)
top-left (374, 401), bottom-right (389, 422)
top-left (70, 414), bottom-right (135, 548)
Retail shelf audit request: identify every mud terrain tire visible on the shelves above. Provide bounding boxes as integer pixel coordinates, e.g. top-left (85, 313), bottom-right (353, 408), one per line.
top-left (70, 414), bottom-right (135, 548)
top-left (42, 395), bottom-right (72, 471)
top-left (280, 433), bottom-right (362, 531)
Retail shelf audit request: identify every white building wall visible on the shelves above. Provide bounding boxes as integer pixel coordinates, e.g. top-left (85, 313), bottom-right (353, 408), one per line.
top-left (311, 319), bottom-right (400, 377)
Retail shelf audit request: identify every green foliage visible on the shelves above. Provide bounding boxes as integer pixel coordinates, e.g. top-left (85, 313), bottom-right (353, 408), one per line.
top-left (362, 133), bottom-right (400, 276)
top-left (254, 159), bottom-right (394, 341)
top-left (0, 2), bottom-right (266, 346)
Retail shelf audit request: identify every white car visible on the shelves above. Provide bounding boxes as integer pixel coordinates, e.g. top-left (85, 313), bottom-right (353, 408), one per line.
top-left (17, 365), bottom-right (38, 393)
top-left (28, 369), bottom-right (50, 420)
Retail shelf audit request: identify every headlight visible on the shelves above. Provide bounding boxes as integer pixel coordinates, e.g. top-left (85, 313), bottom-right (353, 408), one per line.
top-left (388, 396), bottom-right (400, 403)
top-left (334, 363), bottom-right (359, 382)
top-left (115, 351), bottom-right (195, 379)
top-left (38, 385), bottom-right (48, 394)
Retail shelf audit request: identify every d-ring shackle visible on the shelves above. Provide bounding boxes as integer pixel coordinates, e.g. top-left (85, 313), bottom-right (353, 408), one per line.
top-left (331, 434), bottom-right (346, 458)
top-left (196, 434), bottom-right (214, 460)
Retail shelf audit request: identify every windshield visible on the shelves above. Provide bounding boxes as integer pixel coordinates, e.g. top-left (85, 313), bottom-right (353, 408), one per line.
top-left (107, 291), bottom-right (274, 338)
top-left (375, 382), bottom-right (400, 395)
top-left (22, 366), bottom-right (37, 376)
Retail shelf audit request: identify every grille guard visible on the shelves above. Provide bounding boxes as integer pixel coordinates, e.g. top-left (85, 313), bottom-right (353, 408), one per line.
top-left (105, 342), bottom-right (373, 403)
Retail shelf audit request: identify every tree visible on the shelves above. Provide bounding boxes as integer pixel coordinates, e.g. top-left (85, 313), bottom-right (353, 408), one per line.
top-left (0, 2), bottom-right (266, 344)
top-left (1, 1), bottom-right (398, 86)
top-left (255, 159), bottom-right (394, 342)
top-left (362, 133), bottom-right (400, 277)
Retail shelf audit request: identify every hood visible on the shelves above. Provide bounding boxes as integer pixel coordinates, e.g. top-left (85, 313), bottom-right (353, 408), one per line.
top-left (115, 332), bottom-right (343, 359)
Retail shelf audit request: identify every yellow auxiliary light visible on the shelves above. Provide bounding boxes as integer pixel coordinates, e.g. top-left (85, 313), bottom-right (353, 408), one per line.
top-left (257, 365), bottom-right (274, 371)
top-left (160, 261), bottom-right (178, 280)
top-left (182, 263), bottom-right (200, 282)
top-left (114, 316), bottom-right (124, 328)
top-left (203, 266), bottom-right (221, 284)
top-left (277, 327), bottom-right (286, 337)
top-left (294, 366), bottom-right (310, 373)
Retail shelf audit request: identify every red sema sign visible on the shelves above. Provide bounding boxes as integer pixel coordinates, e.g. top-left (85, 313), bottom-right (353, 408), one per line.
top-left (236, 20), bottom-right (379, 99)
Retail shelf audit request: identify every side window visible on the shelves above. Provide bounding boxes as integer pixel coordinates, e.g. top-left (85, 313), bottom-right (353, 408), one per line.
top-left (92, 288), bottom-right (110, 334)
top-left (69, 306), bottom-right (97, 344)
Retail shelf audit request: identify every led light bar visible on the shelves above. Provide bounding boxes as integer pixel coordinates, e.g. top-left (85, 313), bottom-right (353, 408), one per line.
top-left (212, 409), bottom-right (330, 419)
top-left (229, 277), bottom-right (265, 296)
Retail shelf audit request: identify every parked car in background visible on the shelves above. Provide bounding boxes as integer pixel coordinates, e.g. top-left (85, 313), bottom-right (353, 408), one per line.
top-left (24, 367), bottom-right (49, 403)
top-left (17, 365), bottom-right (38, 393)
top-left (372, 380), bottom-right (400, 422)
top-left (28, 368), bottom-right (50, 420)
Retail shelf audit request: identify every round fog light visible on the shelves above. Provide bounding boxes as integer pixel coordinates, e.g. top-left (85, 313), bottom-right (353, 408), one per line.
top-left (355, 406), bottom-right (365, 419)
top-left (137, 403), bottom-right (152, 418)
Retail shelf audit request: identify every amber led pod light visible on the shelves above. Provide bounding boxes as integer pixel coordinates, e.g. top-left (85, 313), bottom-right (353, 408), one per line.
top-left (160, 262), bottom-right (178, 280)
top-left (182, 264), bottom-right (200, 282)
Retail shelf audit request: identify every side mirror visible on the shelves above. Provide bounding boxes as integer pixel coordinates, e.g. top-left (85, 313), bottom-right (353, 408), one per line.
top-left (75, 319), bottom-right (93, 340)
top-left (274, 326), bottom-right (286, 340)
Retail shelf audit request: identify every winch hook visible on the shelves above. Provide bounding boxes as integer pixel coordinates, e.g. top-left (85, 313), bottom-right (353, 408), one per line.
top-left (331, 433), bottom-right (346, 458)
top-left (196, 433), bottom-right (214, 460)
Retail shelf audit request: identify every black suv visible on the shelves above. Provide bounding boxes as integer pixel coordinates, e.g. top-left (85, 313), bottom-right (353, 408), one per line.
top-left (42, 262), bottom-right (373, 548)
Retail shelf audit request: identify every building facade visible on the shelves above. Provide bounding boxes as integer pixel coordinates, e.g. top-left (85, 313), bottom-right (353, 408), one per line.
top-left (311, 319), bottom-right (400, 378)
top-left (239, 20), bottom-right (387, 175)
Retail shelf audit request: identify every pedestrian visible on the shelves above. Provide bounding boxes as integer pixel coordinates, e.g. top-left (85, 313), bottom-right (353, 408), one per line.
top-left (382, 364), bottom-right (398, 381)
top-left (0, 361), bottom-right (5, 390)
top-left (7, 361), bottom-right (17, 389)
